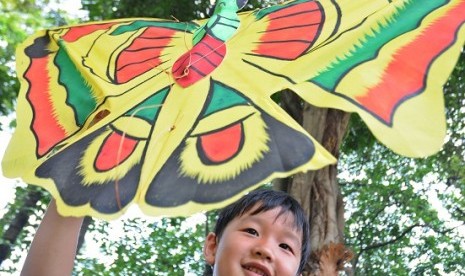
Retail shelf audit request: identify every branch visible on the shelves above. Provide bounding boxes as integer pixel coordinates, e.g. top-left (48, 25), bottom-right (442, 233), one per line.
top-left (456, 206), bottom-right (465, 222)
top-left (346, 202), bottom-right (398, 248)
top-left (359, 223), bottom-right (422, 253)
top-left (355, 220), bottom-right (465, 259)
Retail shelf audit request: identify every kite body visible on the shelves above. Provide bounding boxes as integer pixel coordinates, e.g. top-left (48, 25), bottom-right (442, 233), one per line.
top-left (2, 0), bottom-right (465, 219)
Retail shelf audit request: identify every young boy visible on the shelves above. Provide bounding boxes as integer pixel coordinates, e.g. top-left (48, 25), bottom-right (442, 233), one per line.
top-left (21, 189), bottom-right (310, 276)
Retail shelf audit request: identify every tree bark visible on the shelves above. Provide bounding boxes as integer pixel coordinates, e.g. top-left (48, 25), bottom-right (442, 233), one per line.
top-left (276, 93), bottom-right (352, 275)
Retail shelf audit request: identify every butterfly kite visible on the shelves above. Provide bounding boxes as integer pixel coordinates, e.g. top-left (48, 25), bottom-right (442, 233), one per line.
top-left (2, 0), bottom-right (465, 219)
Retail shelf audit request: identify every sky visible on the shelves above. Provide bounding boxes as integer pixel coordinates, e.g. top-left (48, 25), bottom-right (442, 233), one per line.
top-left (54, 0), bottom-right (88, 18)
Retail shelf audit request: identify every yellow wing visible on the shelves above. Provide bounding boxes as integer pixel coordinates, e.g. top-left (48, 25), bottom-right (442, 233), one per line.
top-left (3, 0), bottom-right (464, 219)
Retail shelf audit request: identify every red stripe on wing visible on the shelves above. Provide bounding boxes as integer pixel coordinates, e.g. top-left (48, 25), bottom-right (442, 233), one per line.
top-left (115, 27), bottom-right (177, 83)
top-left (62, 23), bottom-right (117, 42)
top-left (356, 2), bottom-right (465, 124)
top-left (25, 57), bottom-right (67, 157)
top-left (253, 1), bottom-right (323, 60)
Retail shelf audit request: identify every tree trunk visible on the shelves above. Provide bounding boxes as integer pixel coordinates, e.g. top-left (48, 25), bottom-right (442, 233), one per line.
top-left (0, 189), bottom-right (44, 265)
top-left (76, 216), bottom-right (93, 255)
top-left (276, 92), bottom-right (352, 275)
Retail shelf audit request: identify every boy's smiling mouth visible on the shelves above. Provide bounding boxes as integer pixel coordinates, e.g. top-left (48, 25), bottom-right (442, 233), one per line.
top-left (242, 263), bottom-right (271, 276)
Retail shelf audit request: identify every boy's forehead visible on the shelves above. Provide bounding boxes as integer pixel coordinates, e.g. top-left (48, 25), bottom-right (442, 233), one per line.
top-left (241, 204), bottom-right (301, 231)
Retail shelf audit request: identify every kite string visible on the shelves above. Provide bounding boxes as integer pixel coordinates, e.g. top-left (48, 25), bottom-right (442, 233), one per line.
top-left (105, 11), bottom-right (262, 209)
top-left (112, 62), bottom-right (179, 211)
top-left (113, 103), bottom-right (165, 211)
top-left (172, 19), bottom-right (196, 79)
top-left (172, 7), bottom-right (265, 81)
top-left (89, 22), bottom-right (191, 212)
top-left (172, 40), bottom-right (228, 80)
top-left (173, 18), bottom-right (231, 80)
top-left (113, 2), bottom-right (293, 209)
top-left (112, 10), bottom-right (264, 209)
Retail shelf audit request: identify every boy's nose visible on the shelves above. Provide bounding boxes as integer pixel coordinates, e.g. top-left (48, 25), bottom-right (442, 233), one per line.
top-left (253, 244), bottom-right (274, 261)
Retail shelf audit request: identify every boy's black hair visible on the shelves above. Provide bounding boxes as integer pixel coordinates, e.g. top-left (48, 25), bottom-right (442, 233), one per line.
top-left (213, 188), bottom-right (310, 274)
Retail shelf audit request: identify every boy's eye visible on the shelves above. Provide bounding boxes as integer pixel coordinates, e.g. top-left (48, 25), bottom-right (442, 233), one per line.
top-left (243, 228), bottom-right (259, 236)
top-left (279, 243), bottom-right (294, 253)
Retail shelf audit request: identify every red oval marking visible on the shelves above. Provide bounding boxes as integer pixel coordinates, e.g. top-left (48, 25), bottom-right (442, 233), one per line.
top-left (95, 132), bottom-right (138, 171)
top-left (199, 123), bottom-right (243, 163)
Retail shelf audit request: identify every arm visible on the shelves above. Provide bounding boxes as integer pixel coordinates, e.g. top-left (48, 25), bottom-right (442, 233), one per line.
top-left (21, 199), bottom-right (84, 276)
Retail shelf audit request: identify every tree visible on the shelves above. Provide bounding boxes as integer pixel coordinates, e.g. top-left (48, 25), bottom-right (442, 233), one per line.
top-left (0, 186), bottom-right (49, 270)
top-left (82, 0), bottom-right (211, 21)
top-left (278, 49), bottom-right (465, 274)
top-left (276, 94), bottom-right (352, 275)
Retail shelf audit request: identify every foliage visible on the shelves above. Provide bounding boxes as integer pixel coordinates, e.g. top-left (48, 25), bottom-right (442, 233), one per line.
top-left (74, 211), bottom-right (218, 275)
top-left (0, 185), bottom-right (50, 273)
top-left (81, 0), bottom-right (270, 21)
top-left (82, 0), bottom-right (212, 21)
top-left (340, 50), bottom-right (465, 274)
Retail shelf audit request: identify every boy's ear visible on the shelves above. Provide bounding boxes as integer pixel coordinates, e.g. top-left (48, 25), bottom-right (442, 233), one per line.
top-left (203, 232), bottom-right (218, 265)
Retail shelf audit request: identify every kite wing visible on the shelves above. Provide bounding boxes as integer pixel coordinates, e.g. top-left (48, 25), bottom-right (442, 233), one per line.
top-left (2, 0), bottom-right (464, 219)
top-left (228, 0), bottom-right (465, 157)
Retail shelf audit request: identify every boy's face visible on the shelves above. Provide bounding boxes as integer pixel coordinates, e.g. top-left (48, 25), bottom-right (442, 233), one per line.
top-left (204, 205), bottom-right (302, 276)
